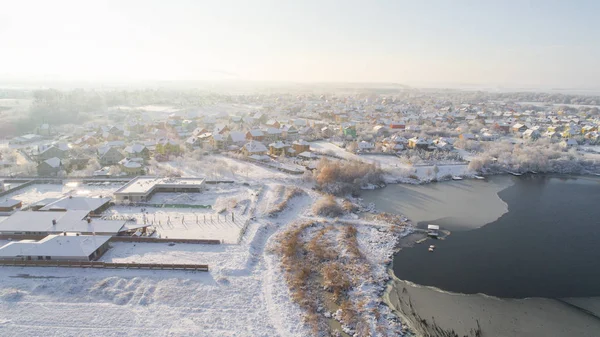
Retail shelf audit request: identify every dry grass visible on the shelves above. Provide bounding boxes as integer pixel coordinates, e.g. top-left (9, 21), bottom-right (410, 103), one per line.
top-left (268, 186), bottom-right (306, 217)
top-left (312, 194), bottom-right (344, 218)
top-left (275, 220), bottom-right (387, 336)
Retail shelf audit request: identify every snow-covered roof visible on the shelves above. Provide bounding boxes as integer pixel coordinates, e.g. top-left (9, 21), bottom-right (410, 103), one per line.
top-left (243, 141), bottom-right (268, 153)
top-left (0, 210), bottom-right (125, 234)
top-left (269, 141), bottom-right (288, 149)
top-left (292, 140), bottom-right (310, 146)
top-left (38, 196), bottom-right (111, 212)
top-left (120, 159), bottom-right (142, 168)
top-left (124, 144), bottom-right (147, 154)
top-left (248, 129), bottom-right (264, 137)
top-left (266, 127), bottom-right (282, 135)
top-left (115, 177), bottom-right (205, 195)
top-left (44, 157), bottom-right (61, 168)
top-left (228, 131), bottom-right (246, 143)
top-left (0, 234), bottom-right (111, 258)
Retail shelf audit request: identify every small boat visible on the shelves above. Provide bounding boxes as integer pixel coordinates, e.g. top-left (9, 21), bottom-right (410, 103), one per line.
top-left (428, 245), bottom-right (435, 252)
top-left (474, 175), bottom-right (485, 180)
top-left (509, 172), bottom-right (523, 176)
top-left (452, 176), bottom-right (463, 180)
top-left (530, 171), bottom-right (538, 174)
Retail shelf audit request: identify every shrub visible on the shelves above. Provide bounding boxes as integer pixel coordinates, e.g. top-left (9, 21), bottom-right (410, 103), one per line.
top-left (315, 158), bottom-right (384, 196)
top-left (313, 195), bottom-right (344, 217)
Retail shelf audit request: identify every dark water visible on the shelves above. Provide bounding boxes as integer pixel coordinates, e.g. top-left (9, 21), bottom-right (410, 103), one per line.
top-left (393, 175), bottom-right (600, 299)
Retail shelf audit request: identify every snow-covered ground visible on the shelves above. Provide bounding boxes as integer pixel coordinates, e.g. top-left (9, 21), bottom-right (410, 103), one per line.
top-left (0, 180), bottom-right (409, 336)
top-left (309, 141), bottom-right (472, 181)
top-left (103, 184), bottom-right (258, 243)
top-left (105, 205), bottom-right (248, 243)
top-left (158, 155), bottom-right (293, 183)
top-left (310, 141), bottom-right (362, 161)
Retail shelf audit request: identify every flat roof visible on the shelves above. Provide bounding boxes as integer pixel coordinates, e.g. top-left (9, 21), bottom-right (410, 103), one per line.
top-left (39, 196), bottom-right (111, 212)
top-left (0, 199), bottom-right (21, 207)
top-left (115, 176), bottom-right (205, 195)
top-left (0, 210), bottom-right (125, 234)
top-left (0, 234), bottom-right (111, 258)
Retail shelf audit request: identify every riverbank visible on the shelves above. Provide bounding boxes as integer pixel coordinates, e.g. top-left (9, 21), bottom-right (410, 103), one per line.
top-left (385, 273), bottom-right (600, 337)
top-left (380, 175), bottom-right (600, 337)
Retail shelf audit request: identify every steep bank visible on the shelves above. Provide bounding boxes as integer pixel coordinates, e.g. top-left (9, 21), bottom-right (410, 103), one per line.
top-left (385, 275), bottom-right (600, 337)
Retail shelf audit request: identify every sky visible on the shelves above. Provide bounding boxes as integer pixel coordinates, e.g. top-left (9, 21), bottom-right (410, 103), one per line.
top-left (1, 0), bottom-right (599, 89)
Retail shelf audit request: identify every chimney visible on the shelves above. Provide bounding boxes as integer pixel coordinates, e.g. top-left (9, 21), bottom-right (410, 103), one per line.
top-left (52, 219), bottom-right (57, 225)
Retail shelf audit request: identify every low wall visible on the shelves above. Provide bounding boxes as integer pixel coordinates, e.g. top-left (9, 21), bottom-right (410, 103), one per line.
top-left (0, 260), bottom-right (209, 271)
top-left (0, 180), bottom-right (35, 197)
top-left (0, 235), bottom-right (221, 245)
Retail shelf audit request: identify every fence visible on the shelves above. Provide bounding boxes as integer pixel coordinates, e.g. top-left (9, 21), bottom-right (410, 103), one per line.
top-left (0, 235), bottom-right (221, 245)
top-left (0, 259), bottom-right (209, 271)
top-left (110, 236), bottom-right (221, 245)
top-left (129, 203), bottom-right (211, 209)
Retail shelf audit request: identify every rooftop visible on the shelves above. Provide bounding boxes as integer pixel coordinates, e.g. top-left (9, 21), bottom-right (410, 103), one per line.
top-left (0, 210), bottom-right (126, 234)
top-left (0, 234), bottom-right (111, 258)
top-left (38, 196), bottom-right (111, 212)
top-left (115, 176), bottom-right (206, 195)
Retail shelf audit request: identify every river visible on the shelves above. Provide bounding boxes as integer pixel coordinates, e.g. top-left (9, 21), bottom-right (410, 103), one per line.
top-left (362, 175), bottom-right (600, 337)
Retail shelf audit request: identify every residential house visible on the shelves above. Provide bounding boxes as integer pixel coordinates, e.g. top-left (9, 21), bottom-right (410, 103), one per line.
top-left (511, 123), bottom-right (528, 134)
top-left (265, 119), bottom-right (280, 128)
top-left (281, 125), bottom-right (299, 141)
top-left (357, 141), bottom-right (375, 152)
top-left (36, 145), bottom-right (69, 162)
top-left (37, 157), bottom-right (62, 176)
top-left (522, 129), bottom-right (541, 140)
top-left (543, 130), bottom-right (562, 141)
top-left (268, 141), bottom-right (290, 156)
top-left (292, 140), bottom-right (311, 154)
top-left (98, 147), bottom-right (124, 166)
top-left (212, 134), bottom-right (226, 150)
top-left (246, 129), bottom-right (265, 141)
top-left (407, 137), bottom-right (429, 150)
top-left (119, 158), bottom-right (145, 176)
top-left (241, 141), bottom-right (268, 156)
top-left (389, 122), bottom-right (405, 129)
top-left (265, 128), bottom-right (282, 141)
top-left (227, 131), bottom-right (247, 147)
top-left (123, 144), bottom-right (150, 160)
top-left (560, 138), bottom-right (578, 149)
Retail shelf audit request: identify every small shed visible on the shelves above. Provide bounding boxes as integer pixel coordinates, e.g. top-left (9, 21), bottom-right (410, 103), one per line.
top-left (427, 224), bottom-right (440, 237)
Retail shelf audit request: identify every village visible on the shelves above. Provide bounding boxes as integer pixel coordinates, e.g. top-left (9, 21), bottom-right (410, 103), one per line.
top-left (0, 89), bottom-right (599, 336)
top-left (2, 91), bottom-right (600, 184)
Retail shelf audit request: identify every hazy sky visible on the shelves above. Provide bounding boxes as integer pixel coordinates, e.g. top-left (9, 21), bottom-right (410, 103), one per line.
top-left (1, 0), bottom-right (599, 88)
